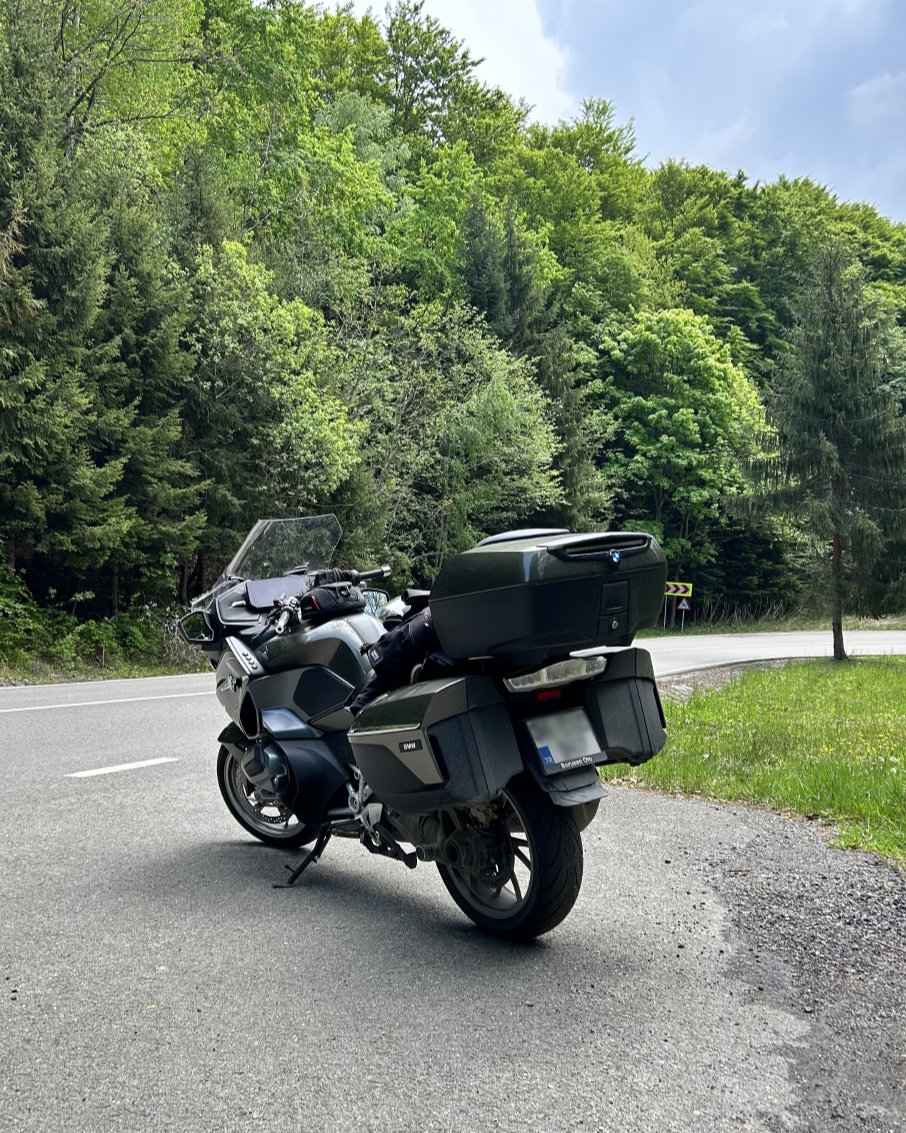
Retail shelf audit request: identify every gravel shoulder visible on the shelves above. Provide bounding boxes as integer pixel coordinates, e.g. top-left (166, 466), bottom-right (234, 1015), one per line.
top-left (706, 806), bottom-right (906, 1132)
top-left (646, 660), bottom-right (906, 1131)
top-left (599, 788), bottom-right (906, 1133)
top-left (656, 659), bottom-right (793, 700)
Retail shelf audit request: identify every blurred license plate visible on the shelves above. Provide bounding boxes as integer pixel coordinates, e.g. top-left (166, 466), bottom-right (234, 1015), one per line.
top-left (526, 709), bottom-right (601, 773)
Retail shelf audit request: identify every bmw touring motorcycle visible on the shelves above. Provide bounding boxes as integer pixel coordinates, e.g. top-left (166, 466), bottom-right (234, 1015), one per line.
top-left (181, 515), bottom-right (668, 939)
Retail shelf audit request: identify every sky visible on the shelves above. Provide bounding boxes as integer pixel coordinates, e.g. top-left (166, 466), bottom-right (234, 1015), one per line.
top-left (347, 0), bottom-right (906, 221)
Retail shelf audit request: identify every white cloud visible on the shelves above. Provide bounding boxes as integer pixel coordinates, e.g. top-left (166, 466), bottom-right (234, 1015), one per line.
top-left (345, 0), bottom-right (579, 124)
top-left (735, 12), bottom-right (789, 42)
top-left (848, 70), bottom-right (906, 125)
top-left (678, 0), bottom-right (887, 65)
top-left (695, 111), bottom-right (761, 167)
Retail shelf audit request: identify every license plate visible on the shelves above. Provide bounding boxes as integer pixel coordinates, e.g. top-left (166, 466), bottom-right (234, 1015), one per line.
top-left (525, 709), bottom-right (602, 773)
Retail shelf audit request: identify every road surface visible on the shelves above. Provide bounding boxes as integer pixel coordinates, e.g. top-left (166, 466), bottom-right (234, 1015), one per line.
top-left (1, 633), bottom-right (904, 1132)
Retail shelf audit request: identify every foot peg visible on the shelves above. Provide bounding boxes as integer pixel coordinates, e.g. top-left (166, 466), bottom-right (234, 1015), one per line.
top-left (361, 823), bottom-right (418, 869)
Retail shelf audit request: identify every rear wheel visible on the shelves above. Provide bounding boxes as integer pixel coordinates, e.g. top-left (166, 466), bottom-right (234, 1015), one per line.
top-left (216, 746), bottom-right (316, 848)
top-left (436, 774), bottom-right (583, 939)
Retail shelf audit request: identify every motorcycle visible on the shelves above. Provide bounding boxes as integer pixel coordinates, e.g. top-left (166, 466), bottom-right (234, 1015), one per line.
top-left (180, 515), bottom-right (668, 939)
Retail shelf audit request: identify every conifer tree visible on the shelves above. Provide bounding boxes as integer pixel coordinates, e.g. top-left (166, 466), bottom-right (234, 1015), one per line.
top-left (0, 8), bottom-right (117, 587)
top-left (770, 240), bottom-right (906, 659)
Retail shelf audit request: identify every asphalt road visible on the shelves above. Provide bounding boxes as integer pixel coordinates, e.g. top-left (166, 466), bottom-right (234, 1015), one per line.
top-left (643, 628), bottom-right (906, 675)
top-left (1, 633), bottom-right (904, 1132)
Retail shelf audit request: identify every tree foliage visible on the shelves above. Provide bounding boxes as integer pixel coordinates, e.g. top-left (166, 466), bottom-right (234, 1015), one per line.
top-left (766, 240), bottom-right (906, 654)
top-left (1, 0), bottom-right (905, 622)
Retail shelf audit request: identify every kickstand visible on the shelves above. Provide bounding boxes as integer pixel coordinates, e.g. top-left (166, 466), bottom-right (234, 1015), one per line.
top-left (273, 830), bottom-right (332, 888)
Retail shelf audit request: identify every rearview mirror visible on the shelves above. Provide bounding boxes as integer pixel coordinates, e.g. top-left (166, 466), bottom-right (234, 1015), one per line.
top-left (178, 610), bottom-right (212, 644)
top-left (363, 589), bottom-right (389, 619)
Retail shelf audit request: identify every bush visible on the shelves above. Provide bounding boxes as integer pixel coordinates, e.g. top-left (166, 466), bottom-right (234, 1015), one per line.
top-left (0, 565), bottom-right (202, 677)
top-left (49, 621), bottom-right (122, 671)
top-left (0, 566), bottom-right (58, 662)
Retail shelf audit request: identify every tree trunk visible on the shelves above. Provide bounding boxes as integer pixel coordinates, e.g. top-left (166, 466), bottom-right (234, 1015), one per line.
top-left (5, 536), bottom-right (15, 569)
top-left (179, 560), bottom-right (189, 605)
top-left (831, 531), bottom-right (847, 661)
top-left (111, 563), bottom-right (119, 616)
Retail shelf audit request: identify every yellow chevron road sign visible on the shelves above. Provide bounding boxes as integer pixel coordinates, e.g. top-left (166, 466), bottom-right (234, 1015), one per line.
top-left (664, 581), bottom-right (693, 598)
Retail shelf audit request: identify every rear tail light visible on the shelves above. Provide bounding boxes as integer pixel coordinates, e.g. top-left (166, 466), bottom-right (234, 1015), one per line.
top-left (504, 655), bottom-right (607, 693)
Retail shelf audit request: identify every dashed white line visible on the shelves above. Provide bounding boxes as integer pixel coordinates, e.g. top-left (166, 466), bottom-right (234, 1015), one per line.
top-left (0, 691), bottom-right (213, 714)
top-left (66, 757), bottom-right (180, 778)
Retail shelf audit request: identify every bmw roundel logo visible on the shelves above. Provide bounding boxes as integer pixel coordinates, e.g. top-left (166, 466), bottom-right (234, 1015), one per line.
top-left (610, 550), bottom-right (622, 564)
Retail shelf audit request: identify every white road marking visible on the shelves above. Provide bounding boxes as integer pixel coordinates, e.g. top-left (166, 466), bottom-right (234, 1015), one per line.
top-left (0, 691), bottom-right (213, 714)
top-left (66, 757), bottom-right (180, 778)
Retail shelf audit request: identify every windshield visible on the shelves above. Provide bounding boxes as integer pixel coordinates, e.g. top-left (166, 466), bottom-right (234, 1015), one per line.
top-left (224, 515), bottom-right (342, 580)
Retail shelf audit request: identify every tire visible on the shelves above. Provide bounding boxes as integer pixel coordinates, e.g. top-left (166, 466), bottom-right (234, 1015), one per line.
top-left (216, 746), bottom-right (316, 849)
top-left (436, 774), bottom-right (583, 940)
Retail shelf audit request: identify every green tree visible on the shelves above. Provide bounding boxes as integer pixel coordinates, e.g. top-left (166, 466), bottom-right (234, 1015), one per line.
top-left (183, 241), bottom-right (360, 583)
top-left (598, 307), bottom-right (764, 576)
top-left (0, 6), bottom-right (122, 590)
top-left (336, 302), bottom-right (561, 581)
top-left (86, 136), bottom-right (204, 607)
top-left (768, 240), bottom-right (906, 659)
top-left (388, 140), bottom-right (477, 296)
top-left (382, 0), bottom-right (479, 151)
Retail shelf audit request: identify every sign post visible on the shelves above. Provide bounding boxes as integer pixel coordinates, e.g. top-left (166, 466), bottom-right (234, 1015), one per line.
top-left (664, 581), bottom-right (693, 631)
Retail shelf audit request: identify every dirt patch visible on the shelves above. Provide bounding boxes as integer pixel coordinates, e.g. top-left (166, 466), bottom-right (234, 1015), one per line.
top-left (658, 659), bottom-right (792, 701)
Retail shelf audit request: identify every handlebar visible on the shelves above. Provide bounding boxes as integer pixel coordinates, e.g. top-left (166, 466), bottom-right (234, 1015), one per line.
top-left (354, 565), bottom-right (391, 584)
top-left (271, 593), bottom-right (302, 635)
top-left (267, 566), bottom-right (391, 635)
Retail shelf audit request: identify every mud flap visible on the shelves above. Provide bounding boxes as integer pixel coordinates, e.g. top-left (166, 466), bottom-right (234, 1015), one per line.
top-left (528, 761), bottom-right (606, 807)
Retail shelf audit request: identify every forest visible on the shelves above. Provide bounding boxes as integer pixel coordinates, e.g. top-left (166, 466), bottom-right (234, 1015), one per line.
top-left (2, 0), bottom-right (906, 668)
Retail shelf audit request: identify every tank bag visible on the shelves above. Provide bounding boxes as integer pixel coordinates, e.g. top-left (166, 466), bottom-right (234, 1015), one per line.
top-left (298, 581), bottom-right (366, 621)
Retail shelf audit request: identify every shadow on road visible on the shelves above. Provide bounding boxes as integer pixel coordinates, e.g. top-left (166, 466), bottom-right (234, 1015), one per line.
top-left (116, 834), bottom-right (639, 981)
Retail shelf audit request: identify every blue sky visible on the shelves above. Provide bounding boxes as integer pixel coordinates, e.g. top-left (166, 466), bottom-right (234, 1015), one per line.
top-left (350, 0), bottom-right (906, 221)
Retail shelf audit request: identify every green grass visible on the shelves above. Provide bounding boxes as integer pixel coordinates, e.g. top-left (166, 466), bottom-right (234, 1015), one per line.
top-left (0, 658), bottom-right (206, 685)
top-left (639, 612), bottom-right (906, 636)
top-left (602, 658), bottom-right (906, 862)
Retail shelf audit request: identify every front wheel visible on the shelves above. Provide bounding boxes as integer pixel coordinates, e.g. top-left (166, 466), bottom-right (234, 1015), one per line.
top-left (436, 774), bottom-right (583, 939)
top-left (216, 746), bottom-right (316, 849)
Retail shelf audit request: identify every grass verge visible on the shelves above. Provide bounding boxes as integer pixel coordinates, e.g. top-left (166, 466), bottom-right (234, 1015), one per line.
top-left (0, 659), bottom-right (206, 685)
top-left (601, 658), bottom-right (906, 863)
top-left (0, 564), bottom-right (209, 684)
top-left (639, 612), bottom-right (906, 636)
